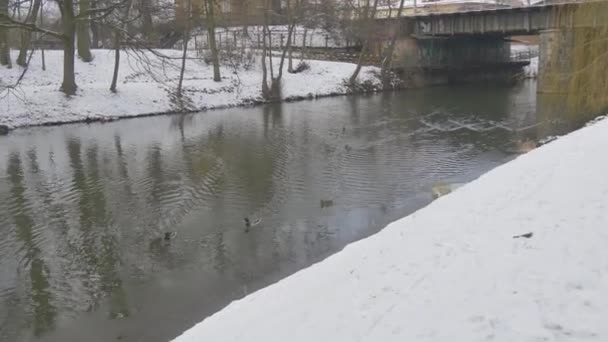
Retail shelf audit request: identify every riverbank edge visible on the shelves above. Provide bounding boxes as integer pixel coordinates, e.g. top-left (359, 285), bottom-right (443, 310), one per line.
top-left (171, 115), bottom-right (608, 341)
top-left (0, 80), bottom-right (395, 134)
top-left (0, 48), bottom-right (405, 133)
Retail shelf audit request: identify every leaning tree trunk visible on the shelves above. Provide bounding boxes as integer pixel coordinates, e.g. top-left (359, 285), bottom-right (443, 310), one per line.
top-left (16, 0), bottom-right (42, 66)
top-left (380, 0), bottom-right (405, 85)
top-left (349, 0), bottom-right (379, 85)
top-left (177, 0), bottom-right (191, 98)
top-left (110, 0), bottom-right (131, 92)
top-left (110, 30), bottom-right (121, 92)
top-left (205, 0), bottom-right (221, 82)
top-left (276, 18), bottom-right (295, 82)
top-left (0, 0), bottom-right (11, 68)
top-left (77, 0), bottom-right (93, 62)
top-left (60, 0), bottom-right (78, 95)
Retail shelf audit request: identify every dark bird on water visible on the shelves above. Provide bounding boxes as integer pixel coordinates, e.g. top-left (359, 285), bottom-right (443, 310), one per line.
top-left (320, 199), bottom-right (334, 209)
top-left (513, 232), bottom-right (533, 239)
top-left (244, 217), bottom-right (262, 231)
top-left (149, 232), bottom-right (177, 250)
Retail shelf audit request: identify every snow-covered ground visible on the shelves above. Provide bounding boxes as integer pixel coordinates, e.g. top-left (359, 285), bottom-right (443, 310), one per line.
top-left (0, 49), bottom-right (381, 129)
top-left (172, 116), bottom-right (608, 342)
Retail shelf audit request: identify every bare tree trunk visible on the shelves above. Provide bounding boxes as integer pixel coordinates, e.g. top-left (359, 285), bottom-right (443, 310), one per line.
top-left (90, 0), bottom-right (99, 48)
top-left (0, 0), bottom-right (11, 68)
top-left (177, 13), bottom-right (190, 97)
top-left (261, 35), bottom-right (269, 97)
top-left (205, 0), bottom-right (221, 82)
top-left (277, 19), bottom-right (295, 81)
top-left (16, 0), bottom-right (42, 66)
top-left (110, 0), bottom-right (131, 92)
top-left (235, 0), bottom-right (249, 36)
top-left (261, 0), bottom-right (270, 97)
top-left (380, 0), bottom-right (405, 85)
top-left (40, 1), bottom-right (45, 71)
top-left (287, 1), bottom-right (295, 73)
top-left (77, 0), bottom-right (93, 62)
top-left (349, 0), bottom-right (378, 85)
top-left (267, 28), bottom-right (273, 78)
top-left (60, 0), bottom-right (78, 95)
top-left (110, 30), bottom-right (121, 93)
top-left (287, 36), bottom-right (294, 72)
top-left (264, 0), bottom-right (296, 100)
top-left (139, 0), bottom-right (154, 41)
top-left (300, 28), bottom-right (307, 63)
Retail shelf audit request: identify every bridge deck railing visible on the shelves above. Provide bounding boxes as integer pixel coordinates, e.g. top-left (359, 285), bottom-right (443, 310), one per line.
top-left (373, 0), bottom-right (593, 19)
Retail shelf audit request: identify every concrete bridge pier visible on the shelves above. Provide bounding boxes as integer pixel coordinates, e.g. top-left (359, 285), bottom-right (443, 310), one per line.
top-left (538, 29), bottom-right (576, 94)
top-left (538, 27), bottom-right (608, 114)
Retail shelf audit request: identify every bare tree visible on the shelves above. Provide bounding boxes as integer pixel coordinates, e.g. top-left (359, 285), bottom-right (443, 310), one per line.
top-left (260, 0), bottom-right (296, 100)
top-left (59, 0), bottom-right (79, 94)
top-left (204, 0), bottom-right (220, 81)
top-left (286, 0), bottom-right (298, 73)
top-left (177, 0), bottom-right (191, 97)
top-left (16, 0), bottom-right (42, 66)
top-left (260, 0), bottom-right (270, 97)
top-left (77, 0), bottom-right (94, 61)
top-left (349, 0), bottom-right (379, 85)
top-left (1, 0), bottom-right (125, 94)
top-left (110, 0), bottom-right (132, 92)
top-left (380, 0), bottom-right (405, 85)
top-left (138, 0), bottom-right (153, 40)
top-left (90, 0), bottom-right (100, 47)
top-left (0, 0), bottom-right (11, 68)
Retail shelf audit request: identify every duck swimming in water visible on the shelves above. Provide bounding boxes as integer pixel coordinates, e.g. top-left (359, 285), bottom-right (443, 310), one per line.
top-left (244, 217), bottom-right (262, 231)
top-left (149, 232), bottom-right (176, 251)
top-left (320, 199), bottom-right (334, 209)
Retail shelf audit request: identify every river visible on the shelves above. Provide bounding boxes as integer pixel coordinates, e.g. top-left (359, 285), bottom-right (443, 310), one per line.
top-left (0, 80), bottom-right (595, 342)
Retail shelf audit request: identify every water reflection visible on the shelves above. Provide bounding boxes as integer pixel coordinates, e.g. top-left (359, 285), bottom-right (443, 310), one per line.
top-left (0, 81), bottom-right (600, 342)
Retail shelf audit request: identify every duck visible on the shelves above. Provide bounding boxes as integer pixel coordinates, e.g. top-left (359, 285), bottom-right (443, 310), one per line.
top-left (164, 231), bottom-right (177, 241)
top-left (431, 182), bottom-right (464, 200)
top-left (508, 138), bottom-right (537, 154)
top-left (149, 232), bottom-right (176, 250)
top-left (244, 217), bottom-right (262, 230)
top-left (516, 139), bottom-right (537, 153)
top-left (320, 199), bottom-right (334, 208)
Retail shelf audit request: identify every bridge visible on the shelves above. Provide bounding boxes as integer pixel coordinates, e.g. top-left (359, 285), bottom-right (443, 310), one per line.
top-left (406, 1), bottom-right (606, 36)
top-left (372, 0), bottom-right (608, 97)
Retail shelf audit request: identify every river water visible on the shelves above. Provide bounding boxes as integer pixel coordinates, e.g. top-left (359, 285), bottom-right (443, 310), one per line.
top-left (0, 81), bottom-right (595, 342)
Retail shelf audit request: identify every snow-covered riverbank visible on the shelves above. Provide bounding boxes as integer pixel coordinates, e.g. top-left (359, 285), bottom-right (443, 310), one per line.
top-left (0, 49), bottom-right (382, 130)
top-left (172, 116), bottom-right (608, 342)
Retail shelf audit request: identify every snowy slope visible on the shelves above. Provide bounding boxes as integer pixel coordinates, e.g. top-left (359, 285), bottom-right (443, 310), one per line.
top-left (172, 117), bottom-right (608, 342)
top-left (0, 49), bottom-right (381, 129)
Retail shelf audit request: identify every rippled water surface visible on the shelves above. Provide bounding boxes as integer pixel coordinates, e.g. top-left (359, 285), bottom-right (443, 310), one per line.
top-left (0, 81), bottom-right (593, 342)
